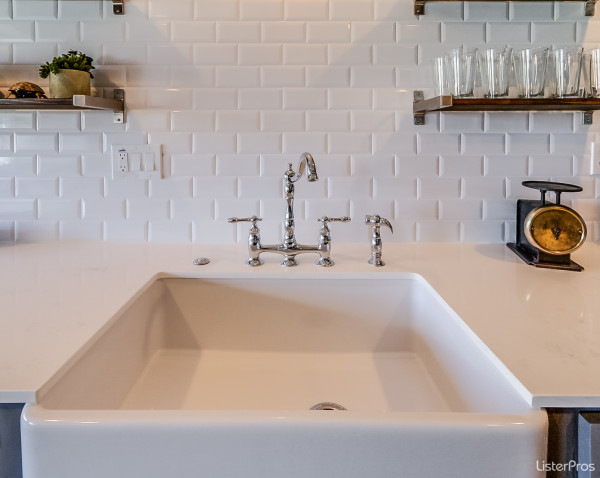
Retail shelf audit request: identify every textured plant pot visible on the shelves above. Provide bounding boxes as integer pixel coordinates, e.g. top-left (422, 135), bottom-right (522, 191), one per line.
top-left (48, 69), bottom-right (91, 98)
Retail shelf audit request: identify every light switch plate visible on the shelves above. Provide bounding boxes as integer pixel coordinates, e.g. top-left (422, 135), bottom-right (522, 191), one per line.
top-left (112, 145), bottom-right (163, 179)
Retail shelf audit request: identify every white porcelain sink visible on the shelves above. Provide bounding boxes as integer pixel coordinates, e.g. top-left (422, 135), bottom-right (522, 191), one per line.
top-left (22, 274), bottom-right (547, 478)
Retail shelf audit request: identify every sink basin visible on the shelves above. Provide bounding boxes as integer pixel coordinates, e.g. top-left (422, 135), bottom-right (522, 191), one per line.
top-left (22, 274), bottom-right (546, 478)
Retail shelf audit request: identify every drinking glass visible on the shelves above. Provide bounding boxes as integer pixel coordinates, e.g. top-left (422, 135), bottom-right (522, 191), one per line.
top-left (513, 47), bottom-right (549, 98)
top-left (432, 56), bottom-right (450, 96)
top-left (546, 46), bottom-right (584, 98)
top-left (582, 48), bottom-right (600, 97)
top-left (477, 46), bottom-right (512, 98)
top-left (445, 47), bottom-right (478, 97)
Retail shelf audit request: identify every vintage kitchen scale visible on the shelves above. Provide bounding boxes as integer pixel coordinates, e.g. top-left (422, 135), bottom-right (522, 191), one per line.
top-left (507, 181), bottom-right (587, 271)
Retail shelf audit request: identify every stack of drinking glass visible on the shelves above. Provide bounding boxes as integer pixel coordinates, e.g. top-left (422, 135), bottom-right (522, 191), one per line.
top-left (432, 46), bottom-right (600, 99)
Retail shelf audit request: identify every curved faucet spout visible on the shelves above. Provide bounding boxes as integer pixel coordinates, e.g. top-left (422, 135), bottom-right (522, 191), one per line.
top-left (292, 152), bottom-right (318, 183)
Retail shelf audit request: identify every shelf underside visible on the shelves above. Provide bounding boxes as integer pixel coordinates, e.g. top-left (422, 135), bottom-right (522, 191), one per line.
top-left (414, 0), bottom-right (596, 15)
top-left (413, 94), bottom-right (600, 125)
top-left (0, 95), bottom-right (123, 112)
top-left (414, 96), bottom-right (600, 113)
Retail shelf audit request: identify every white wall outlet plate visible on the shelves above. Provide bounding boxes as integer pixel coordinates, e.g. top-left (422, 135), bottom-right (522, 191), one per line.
top-left (111, 144), bottom-right (163, 179)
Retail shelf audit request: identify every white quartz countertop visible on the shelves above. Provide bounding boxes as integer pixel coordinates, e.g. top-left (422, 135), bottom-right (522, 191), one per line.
top-left (1, 240), bottom-right (599, 408)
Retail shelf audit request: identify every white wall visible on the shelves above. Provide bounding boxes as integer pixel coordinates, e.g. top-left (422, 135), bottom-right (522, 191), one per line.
top-left (0, 0), bottom-right (598, 243)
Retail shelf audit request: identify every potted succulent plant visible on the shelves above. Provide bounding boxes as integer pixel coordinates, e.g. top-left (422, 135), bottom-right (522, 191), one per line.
top-left (39, 50), bottom-right (95, 98)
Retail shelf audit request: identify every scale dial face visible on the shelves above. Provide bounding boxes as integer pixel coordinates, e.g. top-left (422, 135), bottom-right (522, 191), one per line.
top-left (524, 205), bottom-right (587, 255)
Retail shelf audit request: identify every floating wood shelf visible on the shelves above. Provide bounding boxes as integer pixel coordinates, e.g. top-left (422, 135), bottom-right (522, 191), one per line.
top-left (414, 0), bottom-right (596, 15)
top-left (413, 90), bottom-right (600, 125)
top-left (0, 89), bottom-right (125, 124)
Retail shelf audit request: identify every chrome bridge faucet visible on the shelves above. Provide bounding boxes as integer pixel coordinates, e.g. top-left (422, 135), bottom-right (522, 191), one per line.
top-left (229, 153), bottom-right (350, 267)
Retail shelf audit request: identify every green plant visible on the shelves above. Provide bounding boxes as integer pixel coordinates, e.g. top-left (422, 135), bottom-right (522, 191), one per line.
top-left (39, 50), bottom-right (95, 79)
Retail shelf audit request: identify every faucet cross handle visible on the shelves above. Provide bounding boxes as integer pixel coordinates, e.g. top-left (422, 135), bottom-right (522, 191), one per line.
top-left (365, 214), bottom-right (393, 267)
top-left (228, 216), bottom-right (263, 266)
top-left (318, 216), bottom-right (351, 226)
top-left (228, 215), bottom-right (262, 226)
top-left (315, 216), bottom-right (351, 268)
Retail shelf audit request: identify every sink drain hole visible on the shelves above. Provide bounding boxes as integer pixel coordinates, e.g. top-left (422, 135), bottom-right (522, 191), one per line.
top-left (310, 402), bottom-right (347, 411)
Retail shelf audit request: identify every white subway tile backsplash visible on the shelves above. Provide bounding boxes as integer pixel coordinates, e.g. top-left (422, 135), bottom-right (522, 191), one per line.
top-left (284, 0), bottom-right (329, 21)
top-left (351, 111), bottom-right (394, 132)
top-left (37, 112), bottom-right (81, 132)
top-left (216, 154), bottom-right (260, 176)
top-left (38, 198), bottom-right (81, 220)
top-left (148, 219), bottom-right (192, 242)
top-left (239, 44), bottom-right (283, 65)
top-left (263, 21), bottom-right (306, 42)
top-left (12, 42), bottom-right (56, 64)
top-left (0, 177), bottom-right (13, 197)
top-left (283, 131), bottom-right (327, 152)
top-left (484, 112), bottom-right (529, 133)
top-left (485, 154), bottom-right (529, 176)
top-left (261, 110), bottom-right (305, 131)
top-left (0, 21), bottom-right (34, 41)
top-left (398, 23), bottom-right (441, 43)
top-left (0, 0), bottom-right (11, 19)
top-left (374, 44), bottom-right (416, 66)
top-left (328, 132), bottom-right (372, 153)
top-left (486, 22), bottom-right (530, 43)
top-left (461, 133), bottom-right (506, 155)
top-left (216, 66), bottom-right (260, 88)
top-left (16, 177), bottom-right (58, 198)
top-left (441, 22), bottom-right (485, 42)
top-left (216, 111), bottom-right (260, 132)
top-left (15, 133), bottom-right (57, 153)
top-left (217, 21), bottom-right (261, 43)
top-left (36, 20), bottom-right (80, 42)
top-left (307, 66), bottom-right (349, 87)
top-left (240, 0), bottom-right (283, 20)
top-left (508, 133), bottom-right (550, 154)
top-left (284, 44), bottom-right (328, 65)
top-left (284, 87), bottom-right (327, 109)
top-left (38, 155), bottom-right (81, 177)
top-left (149, 0), bottom-right (194, 19)
top-left (0, 0), bottom-right (596, 244)
top-left (531, 22), bottom-right (576, 43)
top-left (530, 154), bottom-right (574, 176)
top-left (463, 177), bottom-right (507, 199)
top-left (237, 132), bottom-right (282, 153)
top-left (0, 156), bottom-right (36, 177)
top-left (195, 0), bottom-right (238, 20)
top-left (0, 112), bottom-right (35, 130)
top-left (440, 199), bottom-right (482, 220)
top-left (14, 0), bottom-right (56, 19)
top-left (171, 111), bottom-right (215, 133)
top-left (509, 1), bottom-right (554, 21)
top-left (328, 44), bottom-right (372, 65)
top-left (307, 21), bottom-right (350, 43)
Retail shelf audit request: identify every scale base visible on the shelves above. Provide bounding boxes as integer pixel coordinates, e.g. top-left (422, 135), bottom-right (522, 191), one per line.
top-left (507, 243), bottom-right (583, 272)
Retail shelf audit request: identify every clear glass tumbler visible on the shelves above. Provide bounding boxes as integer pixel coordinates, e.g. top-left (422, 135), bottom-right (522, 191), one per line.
top-left (546, 46), bottom-right (584, 98)
top-left (432, 56), bottom-right (450, 96)
top-left (445, 47), bottom-right (478, 97)
top-left (582, 48), bottom-right (600, 97)
top-left (513, 47), bottom-right (549, 98)
top-left (477, 46), bottom-right (512, 98)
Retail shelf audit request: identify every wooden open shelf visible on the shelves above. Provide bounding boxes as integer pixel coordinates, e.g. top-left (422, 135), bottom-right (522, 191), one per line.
top-left (414, 0), bottom-right (596, 15)
top-left (0, 89), bottom-right (125, 124)
top-left (413, 90), bottom-right (600, 125)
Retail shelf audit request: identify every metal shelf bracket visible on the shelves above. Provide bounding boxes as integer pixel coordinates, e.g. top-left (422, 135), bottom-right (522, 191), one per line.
top-left (113, 0), bottom-right (124, 15)
top-left (413, 90), bottom-right (425, 125)
top-left (113, 89), bottom-right (125, 124)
